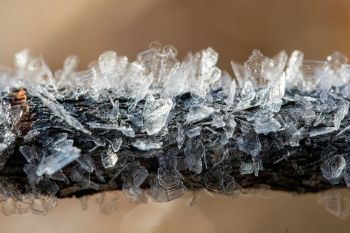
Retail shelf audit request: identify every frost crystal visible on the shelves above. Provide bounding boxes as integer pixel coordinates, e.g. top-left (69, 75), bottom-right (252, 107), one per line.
top-left (36, 145), bottom-right (81, 176)
top-left (184, 139), bottom-right (205, 174)
top-left (111, 138), bottom-right (122, 152)
top-left (101, 149), bottom-right (118, 169)
top-left (321, 155), bottom-right (346, 180)
top-left (143, 96), bottom-right (173, 135)
top-left (186, 106), bottom-right (214, 123)
top-left (237, 123), bottom-right (261, 157)
top-left (132, 139), bottom-right (162, 151)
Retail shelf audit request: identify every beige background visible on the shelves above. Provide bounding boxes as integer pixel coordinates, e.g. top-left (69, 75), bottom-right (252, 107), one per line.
top-left (1, 0), bottom-right (350, 71)
top-left (0, 190), bottom-right (350, 233)
top-left (1, 0), bottom-right (350, 232)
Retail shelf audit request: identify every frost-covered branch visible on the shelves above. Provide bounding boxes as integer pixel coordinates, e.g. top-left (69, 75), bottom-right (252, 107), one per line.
top-left (0, 42), bottom-right (350, 215)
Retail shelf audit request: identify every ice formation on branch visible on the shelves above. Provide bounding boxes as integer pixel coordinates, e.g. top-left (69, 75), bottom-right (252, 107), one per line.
top-left (0, 42), bottom-right (350, 215)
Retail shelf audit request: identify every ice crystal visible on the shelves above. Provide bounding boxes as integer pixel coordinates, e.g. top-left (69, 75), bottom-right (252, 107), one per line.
top-left (36, 146), bottom-right (81, 176)
top-left (143, 96), bottom-right (173, 135)
top-left (132, 139), bottom-right (162, 151)
top-left (184, 139), bottom-right (205, 174)
top-left (101, 149), bottom-right (119, 169)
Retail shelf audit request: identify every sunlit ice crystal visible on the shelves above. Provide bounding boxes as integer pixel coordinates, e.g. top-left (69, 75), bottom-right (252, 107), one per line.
top-left (123, 62), bottom-right (154, 103)
top-left (143, 96), bottom-right (173, 135)
top-left (244, 49), bottom-right (266, 87)
top-left (15, 49), bottom-right (56, 89)
top-left (253, 110), bottom-right (281, 134)
top-left (36, 146), bottom-right (81, 176)
top-left (162, 62), bottom-right (189, 98)
top-left (132, 139), bottom-right (162, 151)
top-left (285, 50), bottom-right (304, 88)
top-left (55, 55), bottom-right (79, 88)
top-left (327, 51), bottom-right (348, 72)
top-left (186, 105), bottom-right (214, 123)
top-left (137, 42), bottom-right (179, 87)
top-left (185, 47), bottom-right (221, 98)
top-left (299, 60), bottom-right (328, 92)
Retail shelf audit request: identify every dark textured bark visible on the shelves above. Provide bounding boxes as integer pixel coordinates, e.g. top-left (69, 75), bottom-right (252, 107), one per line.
top-left (0, 89), bottom-right (348, 198)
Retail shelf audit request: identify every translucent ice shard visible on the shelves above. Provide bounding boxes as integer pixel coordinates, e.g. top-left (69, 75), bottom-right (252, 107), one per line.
top-left (185, 47), bottom-right (221, 98)
top-left (224, 79), bottom-right (237, 110)
top-left (327, 52), bottom-right (348, 71)
top-left (143, 96), bottom-right (173, 135)
top-left (176, 123), bottom-right (185, 149)
top-left (162, 62), bottom-right (189, 97)
top-left (186, 126), bottom-right (202, 138)
top-left (237, 122), bottom-right (261, 156)
top-left (334, 101), bottom-right (349, 129)
top-left (211, 114), bottom-right (225, 128)
top-left (253, 110), bottom-right (281, 134)
top-left (186, 106), bottom-right (214, 123)
top-left (285, 50), bottom-right (304, 88)
top-left (132, 139), bottom-right (162, 151)
top-left (19, 145), bottom-right (39, 163)
top-left (244, 49), bottom-right (266, 87)
top-left (98, 51), bottom-right (117, 75)
top-left (34, 92), bottom-right (90, 134)
top-left (87, 122), bottom-right (135, 137)
top-left (137, 42), bottom-right (179, 87)
top-left (231, 61), bottom-right (245, 88)
top-left (122, 162), bottom-right (149, 201)
top-left (111, 138), bottom-right (122, 152)
top-left (203, 169), bottom-right (240, 195)
top-left (36, 146), bottom-right (81, 176)
top-left (240, 162), bottom-right (253, 175)
top-left (123, 62), bottom-right (153, 102)
top-left (55, 55), bottom-right (79, 87)
top-left (236, 81), bottom-right (255, 109)
top-left (309, 127), bottom-right (337, 137)
top-left (150, 154), bottom-right (185, 202)
top-left (321, 155), bottom-right (346, 180)
top-left (300, 60), bottom-right (328, 91)
top-left (101, 149), bottom-right (118, 169)
top-left (184, 139), bottom-right (205, 173)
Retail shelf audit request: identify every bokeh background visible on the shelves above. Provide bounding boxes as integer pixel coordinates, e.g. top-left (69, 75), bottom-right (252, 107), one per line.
top-left (1, 0), bottom-right (350, 232)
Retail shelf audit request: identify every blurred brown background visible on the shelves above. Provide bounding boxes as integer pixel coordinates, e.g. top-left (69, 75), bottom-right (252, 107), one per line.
top-left (1, 0), bottom-right (350, 71)
top-left (1, 0), bottom-right (350, 232)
